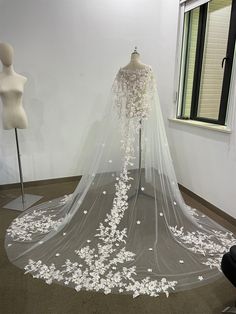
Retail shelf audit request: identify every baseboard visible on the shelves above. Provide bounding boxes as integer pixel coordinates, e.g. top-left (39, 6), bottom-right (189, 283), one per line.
top-left (1, 176), bottom-right (235, 227)
top-left (0, 175), bottom-right (81, 191)
top-left (179, 184), bottom-right (236, 226)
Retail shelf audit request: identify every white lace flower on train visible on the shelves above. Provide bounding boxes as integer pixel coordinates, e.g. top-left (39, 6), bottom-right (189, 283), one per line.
top-left (7, 210), bottom-right (64, 241)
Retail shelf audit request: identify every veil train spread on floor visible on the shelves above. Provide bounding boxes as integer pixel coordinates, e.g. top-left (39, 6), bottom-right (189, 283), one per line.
top-left (5, 65), bottom-right (236, 298)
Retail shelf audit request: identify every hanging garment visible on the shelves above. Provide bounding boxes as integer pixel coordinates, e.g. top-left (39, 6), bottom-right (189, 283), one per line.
top-left (5, 66), bottom-right (235, 298)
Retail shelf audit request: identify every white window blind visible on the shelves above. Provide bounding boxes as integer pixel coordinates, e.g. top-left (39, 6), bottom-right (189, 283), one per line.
top-left (180, 0), bottom-right (211, 12)
top-left (182, 7), bottom-right (200, 117)
top-left (197, 0), bottom-right (232, 119)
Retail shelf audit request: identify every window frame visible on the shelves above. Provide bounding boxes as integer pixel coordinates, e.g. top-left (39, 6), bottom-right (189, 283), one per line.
top-left (175, 0), bottom-right (236, 126)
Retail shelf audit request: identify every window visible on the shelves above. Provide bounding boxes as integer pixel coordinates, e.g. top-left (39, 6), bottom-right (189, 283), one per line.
top-left (177, 0), bottom-right (236, 125)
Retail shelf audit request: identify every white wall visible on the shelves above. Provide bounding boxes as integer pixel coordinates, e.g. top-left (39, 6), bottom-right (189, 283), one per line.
top-left (168, 122), bottom-right (236, 219)
top-left (0, 0), bottom-right (178, 182)
top-left (0, 0), bottom-right (235, 218)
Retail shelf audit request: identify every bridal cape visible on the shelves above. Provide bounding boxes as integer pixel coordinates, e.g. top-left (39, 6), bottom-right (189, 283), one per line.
top-left (5, 65), bottom-right (235, 298)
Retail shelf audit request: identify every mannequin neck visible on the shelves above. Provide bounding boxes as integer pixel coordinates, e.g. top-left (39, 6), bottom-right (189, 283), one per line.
top-left (122, 53), bottom-right (146, 70)
top-left (130, 53), bottom-right (141, 65)
top-left (2, 64), bottom-right (15, 75)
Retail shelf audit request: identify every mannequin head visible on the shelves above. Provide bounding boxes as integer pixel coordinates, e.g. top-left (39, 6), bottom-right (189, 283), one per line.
top-left (0, 42), bottom-right (14, 67)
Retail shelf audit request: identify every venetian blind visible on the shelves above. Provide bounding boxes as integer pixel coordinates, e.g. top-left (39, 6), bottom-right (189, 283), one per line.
top-left (197, 0), bottom-right (232, 119)
top-left (181, 0), bottom-right (210, 12)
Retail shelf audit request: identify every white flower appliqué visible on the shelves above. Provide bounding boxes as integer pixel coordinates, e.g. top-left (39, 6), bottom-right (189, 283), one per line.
top-left (169, 226), bottom-right (235, 271)
top-left (7, 209), bottom-right (64, 241)
top-left (112, 67), bottom-right (154, 120)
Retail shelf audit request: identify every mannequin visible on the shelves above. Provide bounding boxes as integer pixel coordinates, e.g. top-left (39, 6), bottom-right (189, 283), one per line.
top-left (122, 47), bottom-right (147, 70)
top-left (0, 42), bottom-right (28, 129)
top-left (122, 48), bottom-right (152, 200)
top-left (0, 43), bottom-right (41, 211)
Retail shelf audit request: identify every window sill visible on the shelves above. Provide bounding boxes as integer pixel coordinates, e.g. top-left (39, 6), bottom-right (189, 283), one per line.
top-left (168, 118), bottom-right (232, 133)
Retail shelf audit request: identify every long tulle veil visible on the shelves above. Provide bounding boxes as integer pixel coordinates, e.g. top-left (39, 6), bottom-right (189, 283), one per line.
top-left (5, 65), bottom-right (235, 298)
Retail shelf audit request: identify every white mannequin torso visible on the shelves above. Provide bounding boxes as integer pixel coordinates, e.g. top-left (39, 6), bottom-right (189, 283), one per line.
top-left (122, 52), bottom-right (148, 70)
top-left (0, 67), bottom-right (28, 129)
top-left (0, 43), bottom-right (28, 130)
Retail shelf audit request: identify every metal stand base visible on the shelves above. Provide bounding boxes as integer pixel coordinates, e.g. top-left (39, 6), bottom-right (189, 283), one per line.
top-left (128, 189), bottom-right (154, 201)
top-left (3, 128), bottom-right (43, 211)
top-left (3, 194), bottom-right (43, 211)
top-left (222, 306), bottom-right (236, 313)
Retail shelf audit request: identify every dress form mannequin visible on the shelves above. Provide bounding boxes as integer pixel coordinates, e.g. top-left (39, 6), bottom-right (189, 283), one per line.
top-left (0, 42), bottom-right (28, 129)
top-left (122, 47), bottom-right (147, 70)
top-left (0, 43), bottom-right (42, 211)
top-left (122, 48), bottom-right (152, 201)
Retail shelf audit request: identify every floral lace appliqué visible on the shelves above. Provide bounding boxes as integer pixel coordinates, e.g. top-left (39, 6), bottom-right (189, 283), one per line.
top-left (7, 210), bottom-right (64, 241)
top-left (112, 67), bottom-right (154, 119)
top-left (169, 226), bottom-right (235, 271)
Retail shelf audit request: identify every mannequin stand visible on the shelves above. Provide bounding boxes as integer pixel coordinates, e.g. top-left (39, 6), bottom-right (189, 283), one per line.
top-left (3, 128), bottom-right (43, 211)
top-left (128, 120), bottom-right (154, 201)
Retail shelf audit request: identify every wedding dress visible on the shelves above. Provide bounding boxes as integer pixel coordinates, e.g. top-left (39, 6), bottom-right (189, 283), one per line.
top-left (5, 65), bottom-right (235, 298)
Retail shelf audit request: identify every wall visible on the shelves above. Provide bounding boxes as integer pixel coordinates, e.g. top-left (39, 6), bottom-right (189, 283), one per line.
top-left (0, 0), bottom-right (178, 182)
top-left (0, 0), bottom-right (235, 218)
top-left (168, 121), bottom-right (236, 219)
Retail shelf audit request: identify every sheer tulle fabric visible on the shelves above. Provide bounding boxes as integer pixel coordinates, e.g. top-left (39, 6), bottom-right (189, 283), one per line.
top-left (5, 66), bottom-right (235, 298)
